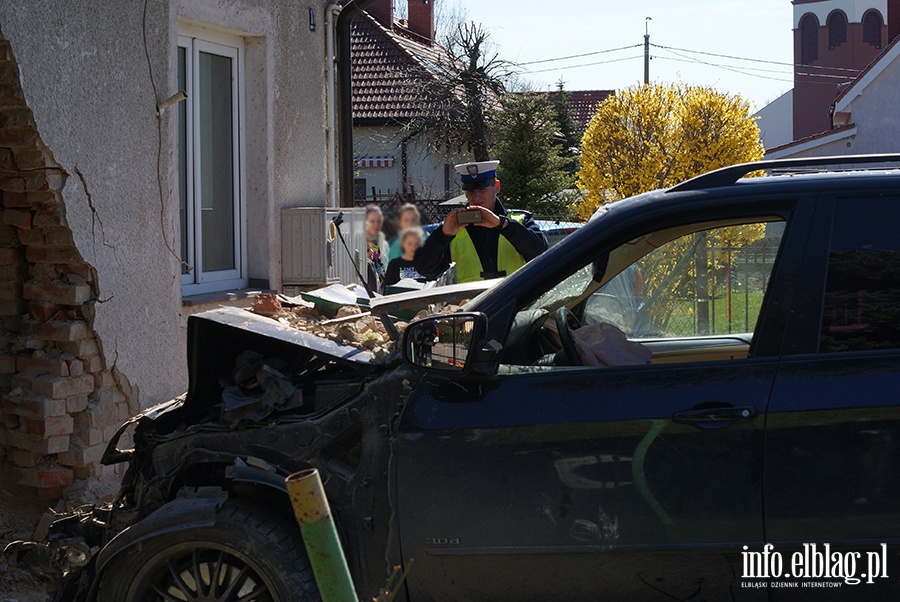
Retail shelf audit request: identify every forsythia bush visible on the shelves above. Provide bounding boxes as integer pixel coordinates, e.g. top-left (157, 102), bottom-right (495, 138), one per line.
top-left (574, 83), bottom-right (764, 221)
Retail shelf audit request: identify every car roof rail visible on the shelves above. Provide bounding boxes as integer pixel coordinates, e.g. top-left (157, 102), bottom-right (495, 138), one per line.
top-left (668, 153), bottom-right (900, 192)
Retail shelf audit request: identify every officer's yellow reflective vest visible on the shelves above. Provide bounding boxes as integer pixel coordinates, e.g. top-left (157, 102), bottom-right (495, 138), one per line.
top-left (450, 210), bottom-right (528, 283)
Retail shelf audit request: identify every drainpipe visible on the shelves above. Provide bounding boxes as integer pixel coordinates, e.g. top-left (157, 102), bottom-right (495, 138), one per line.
top-left (336, 0), bottom-right (378, 208)
top-left (325, 4), bottom-right (341, 208)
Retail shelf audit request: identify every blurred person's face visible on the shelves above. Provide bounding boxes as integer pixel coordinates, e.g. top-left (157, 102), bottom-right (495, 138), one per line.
top-left (401, 233), bottom-right (422, 257)
top-left (366, 212), bottom-right (382, 238)
top-left (464, 180), bottom-right (500, 210)
top-left (399, 210), bottom-right (420, 231)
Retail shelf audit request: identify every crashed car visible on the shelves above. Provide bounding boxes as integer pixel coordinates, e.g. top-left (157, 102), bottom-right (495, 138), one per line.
top-left (8, 154), bottom-right (900, 600)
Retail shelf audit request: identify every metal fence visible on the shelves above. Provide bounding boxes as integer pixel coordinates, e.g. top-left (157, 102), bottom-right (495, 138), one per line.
top-left (662, 238), bottom-right (781, 337)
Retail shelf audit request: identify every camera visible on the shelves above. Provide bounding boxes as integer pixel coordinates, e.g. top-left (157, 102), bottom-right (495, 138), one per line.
top-left (456, 209), bottom-right (483, 225)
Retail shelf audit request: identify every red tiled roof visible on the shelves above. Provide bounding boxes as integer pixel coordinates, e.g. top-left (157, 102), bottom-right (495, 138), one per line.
top-left (765, 123), bottom-right (856, 155)
top-left (351, 13), bottom-right (447, 123)
top-left (544, 90), bottom-right (614, 132)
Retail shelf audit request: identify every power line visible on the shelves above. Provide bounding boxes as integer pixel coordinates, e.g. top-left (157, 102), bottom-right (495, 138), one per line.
top-left (517, 44), bottom-right (642, 66)
top-left (522, 54), bottom-right (643, 74)
top-left (651, 43), bottom-right (862, 73)
top-left (654, 54), bottom-right (793, 83)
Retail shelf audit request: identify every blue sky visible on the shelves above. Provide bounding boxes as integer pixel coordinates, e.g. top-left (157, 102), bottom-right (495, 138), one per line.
top-left (450, 0), bottom-right (794, 109)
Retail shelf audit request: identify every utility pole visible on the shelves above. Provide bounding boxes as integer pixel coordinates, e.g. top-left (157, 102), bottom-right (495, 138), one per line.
top-left (644, 17), bottom-right (652, 85)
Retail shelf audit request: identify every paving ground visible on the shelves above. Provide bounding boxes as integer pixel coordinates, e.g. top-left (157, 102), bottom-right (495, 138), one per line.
top-left (0, 493), bottom-right (50, 602)
top-left (1, 475), bottom-right (120, 602)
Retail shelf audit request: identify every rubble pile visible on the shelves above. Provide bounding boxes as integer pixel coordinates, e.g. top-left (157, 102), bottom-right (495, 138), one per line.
top-left (249, 291), bottom-right (469, 364)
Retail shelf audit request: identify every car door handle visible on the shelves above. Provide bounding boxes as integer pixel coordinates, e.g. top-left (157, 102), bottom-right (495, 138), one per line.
top-left (672, 405), bottom-right (758, 424)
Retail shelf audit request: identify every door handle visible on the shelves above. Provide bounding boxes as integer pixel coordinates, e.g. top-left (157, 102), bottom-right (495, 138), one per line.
top-left (672, 405), bottom-right (758, 424)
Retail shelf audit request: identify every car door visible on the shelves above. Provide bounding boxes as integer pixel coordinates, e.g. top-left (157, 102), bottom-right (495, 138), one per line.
top-left (765, 194), bottom-right (900, 598)
top-left (396, 203), bottom-right (809, 601)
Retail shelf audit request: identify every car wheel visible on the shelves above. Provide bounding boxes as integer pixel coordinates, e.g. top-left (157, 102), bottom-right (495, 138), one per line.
top-left (96, 501), bottom-right (319, 602)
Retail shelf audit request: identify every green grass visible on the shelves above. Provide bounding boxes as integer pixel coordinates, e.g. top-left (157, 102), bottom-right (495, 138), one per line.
top-left (663, 291), bottom-right (766, 337)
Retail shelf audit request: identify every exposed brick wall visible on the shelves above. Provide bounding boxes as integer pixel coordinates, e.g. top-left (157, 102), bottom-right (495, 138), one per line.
top-left (0, 35), bottom-right (135, 497)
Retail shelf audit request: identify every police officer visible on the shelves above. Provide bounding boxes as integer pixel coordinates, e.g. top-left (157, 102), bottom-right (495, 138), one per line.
top-left (415, 160), bottom-right (549, 283)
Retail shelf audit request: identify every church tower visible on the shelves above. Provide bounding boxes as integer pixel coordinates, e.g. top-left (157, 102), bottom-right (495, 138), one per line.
top-left (792, 0), bottom-right (899, 139)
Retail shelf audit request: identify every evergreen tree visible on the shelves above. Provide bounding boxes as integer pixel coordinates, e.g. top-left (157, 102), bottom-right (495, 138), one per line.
top-left (551, 80), bottom-right (579, 175)
top-left (492, 92), bottom-right (573, 216)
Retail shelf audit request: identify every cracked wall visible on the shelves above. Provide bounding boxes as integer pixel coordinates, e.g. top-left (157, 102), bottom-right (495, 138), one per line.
top-left (0, 0), bottom-right (333, 495)
top-left (0, 35), bottom-right (139, 494)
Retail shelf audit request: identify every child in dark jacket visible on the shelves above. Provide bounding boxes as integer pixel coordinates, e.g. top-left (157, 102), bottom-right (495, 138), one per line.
top-left (383, 227), bottom-right (425, 290)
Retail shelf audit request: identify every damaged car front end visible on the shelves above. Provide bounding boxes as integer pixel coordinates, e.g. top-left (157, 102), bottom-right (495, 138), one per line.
top-left (5, 300), bottom-right (440, 601)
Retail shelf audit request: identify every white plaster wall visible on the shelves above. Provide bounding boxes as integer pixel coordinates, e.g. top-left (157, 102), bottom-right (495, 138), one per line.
top-left (771, 52), bottom-right (900, 158)
top-left (0, 0), bottom-right (329, 407)
top-left (755, 89), bottom-right (794, 151)
top-left (354, 124), bottom-right (467, 201)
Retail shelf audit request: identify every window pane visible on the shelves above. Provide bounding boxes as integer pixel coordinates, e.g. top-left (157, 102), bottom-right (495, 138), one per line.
top-left (586, 222), bottom-right (783, 339)
top-left (820, 198), bottom-right (900, 352)
top-left (198, 51), bottom-right (236, 273)
top-left (178, 46), bottom-right (190, 276)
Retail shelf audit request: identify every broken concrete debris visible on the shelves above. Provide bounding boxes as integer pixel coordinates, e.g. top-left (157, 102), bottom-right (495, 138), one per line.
top-left (248, 289), bottom-right (468, 365)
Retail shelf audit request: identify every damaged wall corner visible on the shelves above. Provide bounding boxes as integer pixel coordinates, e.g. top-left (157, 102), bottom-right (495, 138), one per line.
top-left (0, 33), bottom-right (136, 496)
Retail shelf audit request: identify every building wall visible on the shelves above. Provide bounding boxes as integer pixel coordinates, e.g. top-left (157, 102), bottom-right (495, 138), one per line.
top-left (793, 6), bottom-right (886, 139)
top-left (354, 125), bottom-right (466, 203)
top-left (0, 0), bottom-right (330, 493)
top-left (755, 89), bottom-right (794, 150)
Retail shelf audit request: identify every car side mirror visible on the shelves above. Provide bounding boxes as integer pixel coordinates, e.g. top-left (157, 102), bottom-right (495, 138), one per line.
top-left (402, 312), bottom-right (488, 374)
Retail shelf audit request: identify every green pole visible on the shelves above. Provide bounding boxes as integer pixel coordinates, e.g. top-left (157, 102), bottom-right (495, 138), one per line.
top-left (285, 468), bottom-right (357, 602)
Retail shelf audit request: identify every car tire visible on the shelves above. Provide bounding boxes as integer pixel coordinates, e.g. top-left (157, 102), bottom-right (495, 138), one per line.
top-left (95, 500), bottom-right (319, 602)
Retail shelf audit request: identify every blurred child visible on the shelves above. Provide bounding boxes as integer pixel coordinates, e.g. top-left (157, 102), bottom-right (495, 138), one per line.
top-left (383, 227), bottom-right (425, 290)
top-left (388, 203), bottom-right (424, 262)
top-left (365, 204), bottom-right (389, 290)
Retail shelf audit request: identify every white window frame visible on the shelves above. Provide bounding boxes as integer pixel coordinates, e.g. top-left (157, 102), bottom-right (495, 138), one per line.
top-left (178, 27), bottom-right (247, 295)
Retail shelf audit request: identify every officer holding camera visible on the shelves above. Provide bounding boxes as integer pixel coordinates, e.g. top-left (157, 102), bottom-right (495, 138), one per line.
top-left (415, 160), bottom-right (549, 283)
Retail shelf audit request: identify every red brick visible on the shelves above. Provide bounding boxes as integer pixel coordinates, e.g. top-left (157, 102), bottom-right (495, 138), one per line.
top-left (25, 247), bottom-right (83, 264)
top-left (16, 467), bottom-right (74, 489)
top-left (2, 208), bottom-right (31, 228)
top-left (32, 207), bottom-right (63, 227)
top-left (0, 223), bottom-right (17, 245)
top-left (23, 282), bottom-right (91, 305)
top-left (0, 92), bottom-right (25, 109)
top-left (1, 190), bottom-right (27, 207)
top-left (83, 354), bottom-right (103, 373)
top-left (16, 356), bottom-right (69, 377)
top-left (43, 228), bottom-right (74, 248)
top-left (27, 301), bottom-right (61, 322)
top-left (23, 319), bottom-right (89, 341)
top-left (57, 442), bottom-right (105, 467)
top-left (0, 176), bottom-right (25, 191)
top-left (13, 373), bottom-right (94, 399)
top-left (12, 149), bottom-right (45, 170)
top-left (0, 247), bottom-right (22, 263)
top-left (24, 415), bottom-right (73, 436)
top-left (4, 394), bottom-right (67, 418)
top-left (66, 393), bottom-right (88, 413)
top-left (0, 263), bottom-right (22, 280)
top-left (0, 299), bottom-right (26, 315)
top-left (0, 127), bottom-right (36, 147)
top-left (6, 429), bottom-right (69, 454)
top-left (16, 227), bottom-right (43, 245)
top-left (0, 355), bottom-right (16, 373)
top-left (0, 280), bottom-right (21, 300)
top-left (26, 190), bottom-right (58, 206)
top-left (58, 338), bottom-right (99, 357)
top-left (67, 359), bottom-right (84, 376)
top-left (11, 448), bottom-right (40, 467)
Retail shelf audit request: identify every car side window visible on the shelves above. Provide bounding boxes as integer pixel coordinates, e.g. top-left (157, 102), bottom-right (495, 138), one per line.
top-left (584, 221), bottom-right (784, 341)
top-left (819, 197), bottom-right (900, 353)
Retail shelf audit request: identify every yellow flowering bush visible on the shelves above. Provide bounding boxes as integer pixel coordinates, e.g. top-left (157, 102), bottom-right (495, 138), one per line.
top-left (576, 84), bottom-right (767, 334)
top-left (574, 83), bottom-right (764, 220)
